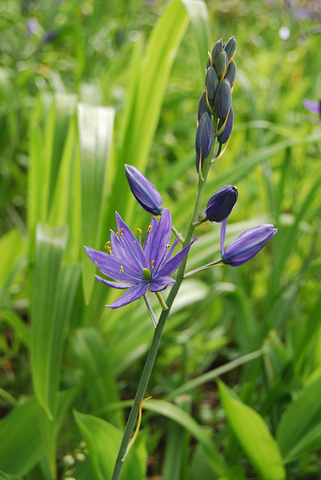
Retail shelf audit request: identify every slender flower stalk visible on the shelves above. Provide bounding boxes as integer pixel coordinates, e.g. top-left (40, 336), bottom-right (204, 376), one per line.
top-left (110, 117), bottom-right (219, 480)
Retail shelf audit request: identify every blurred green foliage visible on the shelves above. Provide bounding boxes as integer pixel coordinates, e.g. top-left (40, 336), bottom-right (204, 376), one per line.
top-left (1, 0), bottom-right (321, 479)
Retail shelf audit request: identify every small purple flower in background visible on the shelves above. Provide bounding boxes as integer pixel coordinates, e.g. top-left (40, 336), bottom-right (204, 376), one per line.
top-left (27, 18), bottom-right (39, 36)
top-left (221, 224), bottom-right (277, 266)
top-left (303, 99), bottom-right (321, 118)
top-left (85, 209), bottom-right (197, 308)
top-left (125, 164), bottom-right (163, 215)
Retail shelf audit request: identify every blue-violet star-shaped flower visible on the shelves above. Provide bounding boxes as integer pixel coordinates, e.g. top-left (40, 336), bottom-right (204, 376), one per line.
top-left (85, 208), bottom-right (197, 309)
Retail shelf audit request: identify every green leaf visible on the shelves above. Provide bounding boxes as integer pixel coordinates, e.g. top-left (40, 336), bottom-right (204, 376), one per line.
top-left (77, 103), bottom-right (115, 303)
top-left (0, 397), bottom-right (43, 476)
top-left (74, 411), bottom-right (146, 480)
top-left (0, 229), bottom-right (26, 289)
top-left (143, 399), bottom-right (226, 476)
top-left (181, 0), bottom-right (210, 75)
top-left (70, 328), bottom-right (121, 425)
top-left (218, 381), bottom-right (286, 480)
top-left (31, 224), bottom-right (80, 419)
top-left (0, 471), bottom-right (23, 480)
top-left (277, 370), bottom-right (321, 462)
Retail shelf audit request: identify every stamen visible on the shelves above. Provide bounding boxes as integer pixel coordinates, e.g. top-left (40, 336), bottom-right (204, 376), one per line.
top-left (95, 260), bottom-right (98, 265)
top-left (147, 225), bottom-right (152, 233)
top-left (166, 244), bottom-right (170, 248)
top-left (119, 228), bottom-right (124, 236)
top-left (104, 240), bottom-right (111, 249)
top-left (151, 260), bottom-right (155, 270)
top-left (116, 231), bottom-right (119, 236)
top-left (119, 266), bottom-right (123, 274)
top-left (137, 228), bottom-right (142, 235)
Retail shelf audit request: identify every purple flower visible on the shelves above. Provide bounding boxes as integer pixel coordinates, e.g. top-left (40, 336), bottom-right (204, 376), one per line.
top-left (85, 209), bottom-right (197, 308)
top-left (221, 224), bottom-right (277, 266)
top-left (303, 99), bottom-right (321, 117)
top-left (204, 185), bottom-right (238, 223)
top-left (125, 164), bottom-right (163, 215)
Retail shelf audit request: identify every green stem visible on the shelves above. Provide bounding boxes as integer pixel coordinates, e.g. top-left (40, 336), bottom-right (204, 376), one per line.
top-left (111, 121), bottom-right (218, 480)
top-left (184, 258), bottom-right (222, 278)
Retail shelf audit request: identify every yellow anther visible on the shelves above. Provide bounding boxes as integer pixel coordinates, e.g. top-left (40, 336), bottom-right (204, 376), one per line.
top-left (166, 244), bottom-right (170, 248)
top-left (95, 260), bottom-right (98, 265)
top-left (116, 231), bottom-right (119, 236)
top-left (119, 228), bottom-right (124, 236)
top-left (147, 225), bottom-right (152, 233)
top-left (119, 266), bottom-right (123, 274)
top-left (107, 246), bottom-right (112, 255)
top-left (151, 260), bottom-right (155, 270)
top-left (137, 228), bottom-right (142, 235)
top-left (104, 240), bottom-right (111, 249)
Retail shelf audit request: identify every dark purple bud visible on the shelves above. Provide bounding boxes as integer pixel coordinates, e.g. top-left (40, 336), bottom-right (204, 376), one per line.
top-left (205, 66), bottom-right (219, 104)
top-left (217, 106), bottom-right (234, 144)
top-left (195, 113), bottom-right (214, 172)
top-left (222, 225), bottom-right (277, 266)
top-left (303, 99), bottom-right (321, 118)
top-left (215, 80), bottom-right (232, 119)
top-left (206, 56), bottom-right (211, 69)
top-left (215, 50), bottom-right (228, 79)
top-left (212, 39), bottom-right (223, 64)
top-left (44, 31), bottom-right (59, 43)
top-left (125, 164), bottom-right (163, 215)
top-left (204, 185), bottom-right (238, 222)
top-left (224, 36), bottom-right (236, 62)
top-left (197, 91), bottom-right (210, 122)
top-left (226, 60), bottom-right (237, 89)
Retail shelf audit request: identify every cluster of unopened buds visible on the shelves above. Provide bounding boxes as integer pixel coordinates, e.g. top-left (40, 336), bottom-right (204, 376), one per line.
top-left (196, 36), bottom-right (237, 176)
top-left (85, 36), bottom-right (277, 319)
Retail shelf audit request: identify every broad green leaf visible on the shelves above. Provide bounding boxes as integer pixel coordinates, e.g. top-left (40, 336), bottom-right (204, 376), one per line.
top-left (74, 411), bottom-right (146, 480)
top-left (70, 328), bottom-right (121, 426)
top-left (77, 102), bottom-right (115, 303)
top-left (143, 399), bottom-right (226, 476)
top-left (0, 397), bottom-right (43, 476)
top-left (0, 471), bottom-right (23, 480)
top-left (0, 229), bottom-right (26, 289)
top-left (31, 223), bottom-right (67, 418)
top-left (218, 381), bottom-right (286, 480)
top-left (0, 310), bottom-right (30, 350)
top-left (277, 370), bottom-right (321, 461)
top-left (31, 224), bottom-right (80, 419)
top-left (181, 0), bottom-right (210, 75)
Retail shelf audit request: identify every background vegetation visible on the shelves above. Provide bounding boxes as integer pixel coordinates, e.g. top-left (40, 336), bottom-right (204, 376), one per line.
top-left (1, 0), bottom-right (321, 479)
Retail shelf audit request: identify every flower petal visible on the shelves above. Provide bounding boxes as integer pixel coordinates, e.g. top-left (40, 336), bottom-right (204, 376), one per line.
top-left (156, 238), bottom-right (198, 278)
top-left (303, 99), bottom-right (321, 116)
top-left (115, 212), bottom-right (147, 269)
top-left (84, 246), bottom-right (143, 283)
top-left (151, 208), bottom-right (172, 271)
top-left (149, 276), bottom-right (175, 292)
top-left (106, 282), bottom-right (148, 309)
top-left (95, 275), bottom-right (132, 289)
top-left (144, 216), bottom-right (158, 263)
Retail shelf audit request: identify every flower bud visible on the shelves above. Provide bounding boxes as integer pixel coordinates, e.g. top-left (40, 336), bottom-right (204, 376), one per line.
top-left (125, 164), bottom-right (163, 215)
top-left (204, 185), bottom-right (238, 222)
top-left (217, 106), bottom-right (234, 144)
top-left (205, 66), bottom-right (219, 104)
top-left (197, 91), bottom-right (209, 122)
top-left (226, 60), bottom-right (236, 89)
top-left (195, 112), bottom-right (214, 172)
top-left (211, 39), bottom-right (223, 64)
top-left (221, 225), bottom-right (277, 266)
top-left (224, 36), bottom-right (236, 63)
top-left (215, 80), bottom-right (232, 119)
top-left (215, 50), bottom-right (228, 79)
